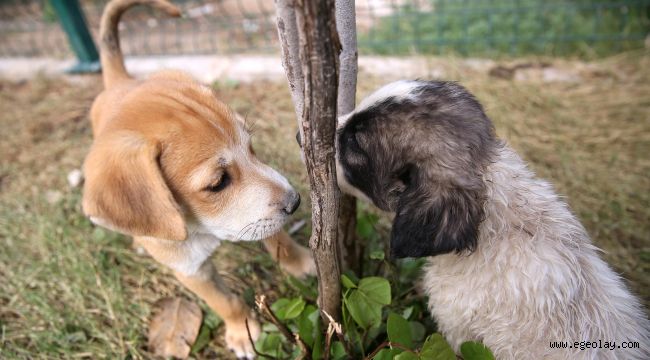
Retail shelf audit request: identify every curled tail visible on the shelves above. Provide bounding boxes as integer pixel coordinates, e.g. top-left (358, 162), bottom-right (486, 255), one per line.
top-left (99, 0), bottom-right (181, 89)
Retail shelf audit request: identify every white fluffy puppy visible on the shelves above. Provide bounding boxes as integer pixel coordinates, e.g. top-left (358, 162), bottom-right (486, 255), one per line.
top-left (333, 80), bottom-right (649, 359)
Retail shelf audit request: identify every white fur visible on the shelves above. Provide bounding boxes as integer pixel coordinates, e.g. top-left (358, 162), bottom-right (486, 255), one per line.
top-left (421, 145), bottom-right (649, 359)
top-left (139, 231), bottom-right (222, 276)
top-left (353, 80), bottom-right (420, 115)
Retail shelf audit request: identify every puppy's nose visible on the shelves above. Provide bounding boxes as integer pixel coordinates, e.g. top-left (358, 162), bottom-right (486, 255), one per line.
top-left (282, 191), bottom-right (301, 215)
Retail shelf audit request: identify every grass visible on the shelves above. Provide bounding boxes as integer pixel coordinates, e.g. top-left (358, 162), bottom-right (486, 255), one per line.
top-left (1, 51), bottom-right (649, 358)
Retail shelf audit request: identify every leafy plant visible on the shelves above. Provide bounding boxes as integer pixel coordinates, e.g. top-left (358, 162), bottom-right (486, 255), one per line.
top-left (252, 208), bottom-right (495, 359)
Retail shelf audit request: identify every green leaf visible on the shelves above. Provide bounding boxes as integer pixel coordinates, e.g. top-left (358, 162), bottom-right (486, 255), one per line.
top-left (262, 323), bottom-right (279, 332)
top-left (397, 258), bottom-right (426, 285)
top-left (409, 321), bottom-right (426, 343)
top-left (309, 308), bottom-right (324, 360)
top-left (402, 306), bottom-right (414, 320)
top-left (190, 323), bottom-right (212, 354)
top-left (287, 275), bottom-right (318, 299)
top-left (243, 287), bottom-right (255, 305)
top-left (358, 277), bottom-right (391, 305)
top-left (460, 341), bottom-right (496, 360)
top-left (341, 274), bottom-right (357, 289)
top-left (270, 298), bottom-right (291, 319)
top-left (271, 297), bottom-right (305, 320)
top-left (369, 250), bottom-right (385, 260)
top-left (395, 352), bottom-right (419, 360)
top-left (344, 277), bottom-right (392, 329)
top-left (256, 332), bottom-right (285, 358)
top-left (284, 297), bottom-right (306, 320)
top-left (344, 290), bottom-right (382, 328)
top-left (297, 305), bottom-right (319, 347)
top-left (373, 348), bottom-right (402, 360)
top-left (387, 312), bottom-right (413, 348)
top-left (420, 333), bottom-right (456, 360)
top-left (203, 309), bottom-right (222, 330)
top-left (356, 212), bottom-right (379, 239)
top-left (330, 341), bottom-right (347, 360)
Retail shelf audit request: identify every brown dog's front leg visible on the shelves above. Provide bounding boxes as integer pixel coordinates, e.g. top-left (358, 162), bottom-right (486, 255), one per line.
top-left (174, 261), bottom-right (259, 359)
top-left (262, 230), bottom-right (316, 278)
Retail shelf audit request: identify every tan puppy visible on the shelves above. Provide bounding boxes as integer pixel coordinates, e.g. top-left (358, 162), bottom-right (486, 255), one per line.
top-left (82, 1), bottom-right (315, 358)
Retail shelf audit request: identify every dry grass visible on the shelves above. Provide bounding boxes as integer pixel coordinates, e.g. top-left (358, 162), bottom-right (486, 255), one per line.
top-left (1, 52), bottom-right (648, 358)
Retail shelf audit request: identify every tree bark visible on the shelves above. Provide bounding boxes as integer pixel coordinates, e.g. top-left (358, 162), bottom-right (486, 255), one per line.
top-left (276, 0), bottom-right (343, 323)
top-left (295, 0), bottom-right (342, 323)
top-left (335, 0), bottom-right (360, 274)
top-left (275, 0), bottom-right (304, 121)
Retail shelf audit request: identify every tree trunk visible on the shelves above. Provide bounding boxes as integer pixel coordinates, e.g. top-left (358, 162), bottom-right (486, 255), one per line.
top-left (275, 0), bottom-right (360, 323)
top-left (335, 0), bottom-right (360, 274)
top-left (276, 0), bottom-right (343, 323)
top-left (295, 0), bottom-right (342, 322)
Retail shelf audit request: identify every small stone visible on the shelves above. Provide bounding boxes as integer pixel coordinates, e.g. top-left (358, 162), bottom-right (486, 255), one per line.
top-left (45, 190), bottom-right (63, 204)
top-left (67, 169), bottom-right (84, 188)
top-left (134, 245), bottom-right (148, 256)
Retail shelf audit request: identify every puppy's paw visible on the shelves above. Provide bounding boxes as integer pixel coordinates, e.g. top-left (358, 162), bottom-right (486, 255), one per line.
top-left (279, 244), bottom-right (316, 279)
top-left (225, 315), bottom-right (260, 359)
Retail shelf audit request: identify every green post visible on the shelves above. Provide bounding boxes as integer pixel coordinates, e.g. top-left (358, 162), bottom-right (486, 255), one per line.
top-left (51, 0), bottom-right (100, 73)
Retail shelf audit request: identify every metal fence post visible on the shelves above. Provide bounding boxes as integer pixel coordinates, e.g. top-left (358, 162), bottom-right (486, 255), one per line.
top-left (51, 0), bottom-right (100, 73)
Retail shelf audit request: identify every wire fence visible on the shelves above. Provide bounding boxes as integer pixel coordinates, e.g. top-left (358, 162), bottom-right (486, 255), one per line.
top-left (0, 0), bottom-right (649, 60)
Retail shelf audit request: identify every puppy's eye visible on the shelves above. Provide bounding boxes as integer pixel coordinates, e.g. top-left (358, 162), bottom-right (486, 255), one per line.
top-left (345, 131), bottom-right (361, 151)
top-left (206, 172), bottom-right (231, 192)
top-left (396, 164), bottom-right (415, 186)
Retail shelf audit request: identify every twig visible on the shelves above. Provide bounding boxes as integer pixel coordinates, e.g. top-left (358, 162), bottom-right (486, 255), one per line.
top-left (365, 341), bottom-right (418, 360)
top-left (245, 318), bottom-right (274, 360)
top-left (323, 321), bottom-right (335, 360)
top-left (294, 333), bottom-right (310, 360)
top-left (255, 295), bottom-right (295, 342)
top-left (255, 294), bottom-right (311, 359)
top-left (323, 310), bottom-right (352, 357)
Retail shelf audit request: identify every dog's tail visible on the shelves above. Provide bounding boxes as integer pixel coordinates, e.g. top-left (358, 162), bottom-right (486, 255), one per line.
top-left (99, 0), bottom-right (181, 89)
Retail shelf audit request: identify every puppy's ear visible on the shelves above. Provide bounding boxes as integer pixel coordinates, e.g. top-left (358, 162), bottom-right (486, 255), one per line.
top-left (390, 186), bottom-right (482, 258)
top-left (82, 133), bottom-right (187, 241)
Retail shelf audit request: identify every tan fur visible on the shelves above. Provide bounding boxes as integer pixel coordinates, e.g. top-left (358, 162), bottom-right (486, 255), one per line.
top-left (83, 1), bottom-right (315, 358)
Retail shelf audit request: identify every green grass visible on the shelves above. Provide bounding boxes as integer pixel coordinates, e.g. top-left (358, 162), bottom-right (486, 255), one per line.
top-left (359, 0), bottom-right (650, 58)
top-left (1, 52), bottom-right (649, 358)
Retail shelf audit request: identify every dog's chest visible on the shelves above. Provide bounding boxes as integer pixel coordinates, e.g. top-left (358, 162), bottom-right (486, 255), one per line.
top-left (423, 256), bottom-right (491, 320)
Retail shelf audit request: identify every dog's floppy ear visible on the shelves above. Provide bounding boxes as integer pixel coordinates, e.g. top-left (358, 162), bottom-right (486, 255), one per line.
top-left (390, 185), bottom-right (482, 258)
top-left (82, 133), bottom-right (187, 241)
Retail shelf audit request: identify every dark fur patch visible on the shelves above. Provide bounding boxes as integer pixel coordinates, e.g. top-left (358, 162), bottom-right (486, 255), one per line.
top-left (337, 81), bottom-right (497, 258)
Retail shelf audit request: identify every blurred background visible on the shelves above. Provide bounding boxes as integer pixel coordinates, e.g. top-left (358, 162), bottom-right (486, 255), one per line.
top-left (2, 0), bottom-right (649, 58)
top-left (1, 0), bottom-right (648, 358)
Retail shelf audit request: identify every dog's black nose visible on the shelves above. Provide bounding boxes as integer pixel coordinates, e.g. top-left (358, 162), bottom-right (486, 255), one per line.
top-left (283, 191), bottom-right (301, 215)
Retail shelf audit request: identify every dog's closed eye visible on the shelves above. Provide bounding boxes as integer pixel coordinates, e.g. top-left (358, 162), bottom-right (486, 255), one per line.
top-left (344, 131), bottom-right (363, 152)
top-left (205, 171), bottom-right (231, 193)
top-left (396, 164), bottom-right (414, 186)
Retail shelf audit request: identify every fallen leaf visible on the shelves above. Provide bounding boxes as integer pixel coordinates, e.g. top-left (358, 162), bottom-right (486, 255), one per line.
top-left (148, 297), bottom-right (203, 359)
